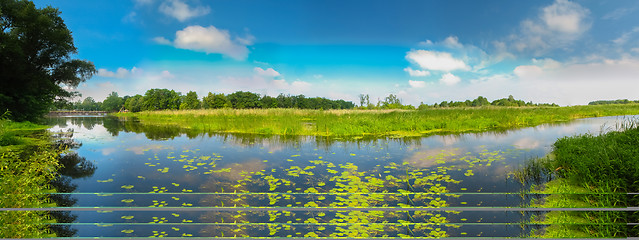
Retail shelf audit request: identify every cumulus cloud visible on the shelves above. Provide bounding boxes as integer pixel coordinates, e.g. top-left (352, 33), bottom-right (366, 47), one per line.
top-left (153, 36), bottom-right (172, 45)
top-left (541, 0), bottom-right (589, 34)
top-left (406, 50), bottom-right (469, 72)
top-left (408, 80), bottom-right (426, 88)
top-left (404, 67), bottom-right (430, 77)
top-left (512, 0), bottom-right (591, 54)
top-left (158, 25), bottom-right (251, 60)
top-left (439, 73), bottom-right (461, 86)
top-left (254, 67), bottom-right (280, 77)
top-left (159, 0), bottom-right (210, 22)
top-left (97, 67), bottom-right (137, 78)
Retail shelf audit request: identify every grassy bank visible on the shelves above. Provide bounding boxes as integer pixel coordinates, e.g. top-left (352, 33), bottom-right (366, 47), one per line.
top-left (0, 119), bottom-right (61, 238)
top-left (114, 104), bottom-right (639, 137)
top-left (517, 121), bottom-right (639, 238)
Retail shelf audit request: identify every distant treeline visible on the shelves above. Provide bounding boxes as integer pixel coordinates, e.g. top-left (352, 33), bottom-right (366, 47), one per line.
top-left (60, 90), bottom-right (558, 112)
top-left (588, 99), bottom-right (639, 105)
top-left (61, 89), bottom-right (355, 112)
top-left (417, 95), bottom-right (558, 109)
top-left (355, 94), bottom-right (557, 110)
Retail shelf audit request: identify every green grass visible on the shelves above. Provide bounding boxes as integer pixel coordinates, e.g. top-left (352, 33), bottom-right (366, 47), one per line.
top-left (517, 120), bottom-right (639, 238)
top-left (114, 104), bottom-right (639, 138)
top-left (0, 119), bottom-right (61, 238)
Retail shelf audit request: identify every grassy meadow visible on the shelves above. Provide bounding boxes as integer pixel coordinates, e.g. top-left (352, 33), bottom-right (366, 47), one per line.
top-left (517, 120), bottom-right (639, 238)
top-left (0, 119), bottom-right (61, 238)
top-left (114, 104), bottom-right (639, 138)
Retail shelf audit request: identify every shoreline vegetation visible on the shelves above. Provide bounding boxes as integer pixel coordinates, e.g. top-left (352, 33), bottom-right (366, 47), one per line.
top-left (0, 118), bottom-right (61, 238)
top-left (517, 120), bottom-right (639, 238)
top-left (114, 104), bottom-right (639, 138)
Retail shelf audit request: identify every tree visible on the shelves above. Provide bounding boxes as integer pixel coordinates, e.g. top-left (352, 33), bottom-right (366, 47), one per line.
top-left (79, 97), bottom-right (99, 111)
top-left (227, 91), bottom-right (261, 109)
top-left (0, 0), bottom-right (96, 121)
top-left (101, 92), bottom-right (123, 112)
top-left (142, 89), bottom-right (181, 111)
top-left (202, 92), bottom-right (229, 109)
top-left (179, 91), bottom-right (200, 110)
top-left (124, 95), bottom-right (143, 112)
top-left (382, 94), bottom-right (402, 109)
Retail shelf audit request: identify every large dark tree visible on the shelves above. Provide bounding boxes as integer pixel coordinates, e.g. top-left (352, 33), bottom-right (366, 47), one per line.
top-left (0, 0), bottom-right (96, 121)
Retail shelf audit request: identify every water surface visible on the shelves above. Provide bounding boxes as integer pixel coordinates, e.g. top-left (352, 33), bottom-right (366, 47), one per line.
top-left (45, 115), bottom-right (634, 238)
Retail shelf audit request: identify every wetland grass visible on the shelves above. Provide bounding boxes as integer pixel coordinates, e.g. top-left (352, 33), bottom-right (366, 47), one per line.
top-left (115, 104), bottom-right (639, 138)
top-left (0, 119), bottom-right (62, 238)
top-left (517, 119), bottom-right (639, 238)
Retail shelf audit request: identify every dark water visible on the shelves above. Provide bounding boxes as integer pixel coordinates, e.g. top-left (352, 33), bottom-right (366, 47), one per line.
top-left (43, 115), bottom-right (635, 238)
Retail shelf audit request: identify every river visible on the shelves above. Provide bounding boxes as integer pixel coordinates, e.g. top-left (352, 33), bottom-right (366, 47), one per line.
top-left (44, 115), bottom-right (635, 238)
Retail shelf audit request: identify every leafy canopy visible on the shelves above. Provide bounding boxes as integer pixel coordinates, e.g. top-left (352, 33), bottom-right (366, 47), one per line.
top-left (0, 0), bottom-right (96, 121)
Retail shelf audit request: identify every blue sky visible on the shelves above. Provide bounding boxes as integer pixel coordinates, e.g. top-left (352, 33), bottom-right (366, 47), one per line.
top-left (34, 0), bottom-right (639, 105)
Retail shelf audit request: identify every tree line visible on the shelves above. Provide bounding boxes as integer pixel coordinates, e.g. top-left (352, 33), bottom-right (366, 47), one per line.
top-left (588, 99), bottom-right (639, 105)
top-left (63, 89), bottom-right (356, 112)
top-left (66, 91), bottom-right (558, 113)
top-left (356, 94), bottom-right (558, 110)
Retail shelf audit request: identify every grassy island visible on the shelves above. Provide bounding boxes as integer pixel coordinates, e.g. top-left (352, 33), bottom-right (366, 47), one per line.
top-left (114, 104), bottom-right (639, 138)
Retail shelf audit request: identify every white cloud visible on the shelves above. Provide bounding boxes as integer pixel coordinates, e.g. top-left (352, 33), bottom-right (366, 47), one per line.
top-left (97, 67), bottom-right (134, 78)
top-left (541, 0), bottom-right (589, 34)
top-left (153, 36), bottom-right (172, 45)
top-left (442, 36), bottom-right (463, 48)
top-left (418, 39), bottom-right (433, 46)
top-left (408, 80), bottom-right (426, 88)
top-left (254, 67), bottom-right (280, 77)
top-left (403, 67), bottom-right (430, 77)
top-left (602, 7), bottom-right (636, 20)
top-left (406, 50), bottom-right (469, 72)
top-left (439, 73), bottom-right (461, 86)
top-left (313, 74), bottom-right (323, 79)
top-left (612, 27), bottom-right (639, 45)
top-left (160, 70), bottom-right (174, 79)
top-left (159, 0), bottom-right (210, 22)
top-left (513, 65), bottom-right (543, 79)
top-left (169, 25), bottom-right (250, 60)
top-left (512, 0), bottom-right (590, 54)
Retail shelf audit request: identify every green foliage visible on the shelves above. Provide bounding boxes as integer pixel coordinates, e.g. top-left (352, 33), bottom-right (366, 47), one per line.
top-left (202, 92), bottom-right (230, 109)
top-left (0, 119), bottom-right (61, 238)
top-left (124, 94), bottom-right (144, 112)
top-left (76, 97), bottom-right (100, 111)
top-left (101, 92), bottom-right (123, 112)
top-left (142, 89), bottom-right (181, 111)
top-left (519, 122), bottom-right (639, 238)
top-left (179, 91), bottom-right (200, 110)
top-left (227, 91), bottom-right (262, 109)
top-left (589, 99), bottom-right (639, 105)
top-left (0, 0), bottom-right (96, 121)
top-left (419, 95), bottom-right (557, 109)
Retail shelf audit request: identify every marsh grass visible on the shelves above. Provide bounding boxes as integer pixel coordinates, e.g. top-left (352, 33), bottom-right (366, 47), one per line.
top-left (517, 118), bottom-right (639, 238)
top-left (115, 104), bottom-right (639, 138)
top-left (0, 119), bottom-right (62, 238)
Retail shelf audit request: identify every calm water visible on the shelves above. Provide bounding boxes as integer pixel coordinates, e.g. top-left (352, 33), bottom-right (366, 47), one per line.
top-left (44, 115), bottom-right (635, 238)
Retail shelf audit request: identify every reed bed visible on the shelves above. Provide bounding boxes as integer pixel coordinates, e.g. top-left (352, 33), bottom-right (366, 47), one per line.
top-left (517, 118), bottom-right (639, 238)
top-left (115, 104), bottom-right (639, 138)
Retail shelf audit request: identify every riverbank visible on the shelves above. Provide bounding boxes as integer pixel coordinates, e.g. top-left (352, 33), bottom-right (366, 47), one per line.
top-left (0, 119), bottom-right (61, 238)
top-left (518, 120), bottom-right (639, 238)
top-left (114, 104), bottom-right (639, 138)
